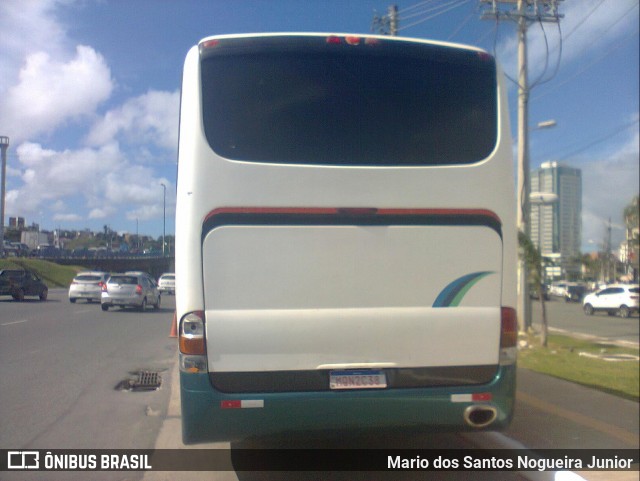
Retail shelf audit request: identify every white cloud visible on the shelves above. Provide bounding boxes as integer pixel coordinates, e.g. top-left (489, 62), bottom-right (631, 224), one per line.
top-left (88, 208), bottom-right (112, 220)
top-left (54, 213), bottom-right (82, 222)
top-left (5, 141), bottom-right (174, 225)
top-left (581, 125), bottom-right (639, 251)
top-left (0, 0), bottom-right (68, 92)
top-left (0, 46), bottom-right (113, 143)
top-left (86, 89), bottom-right (180, 153)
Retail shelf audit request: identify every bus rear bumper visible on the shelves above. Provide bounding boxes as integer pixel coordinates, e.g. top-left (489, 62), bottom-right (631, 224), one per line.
top-left (179, 365), bottom-right (516, 444)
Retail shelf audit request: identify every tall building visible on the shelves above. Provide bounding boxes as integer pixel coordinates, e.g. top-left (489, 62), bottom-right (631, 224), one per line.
top-left (530, 161), bottom-right (582, 278)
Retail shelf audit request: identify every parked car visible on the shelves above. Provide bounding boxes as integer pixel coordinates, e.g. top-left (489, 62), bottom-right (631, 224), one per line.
top-left (158, 273), bottom-right (175, 295)
top-left (68, 271), bottom-right (109, 303)
top-left (564, 284), bottom-right (587, 303)
top-left (583, 284), bottom-right (639, 318)
top-left (101, 272), bottom-right (161, 311)
top-left (0, 269), bottom-right (48, 301)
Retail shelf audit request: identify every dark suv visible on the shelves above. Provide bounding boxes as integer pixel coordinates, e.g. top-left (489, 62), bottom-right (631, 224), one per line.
top-left (565, 284), bottom-right (587, 303)
top-left (0, 269), bottom-right (48, 301)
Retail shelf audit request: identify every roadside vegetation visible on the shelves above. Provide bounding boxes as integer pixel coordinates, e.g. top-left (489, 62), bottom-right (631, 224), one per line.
top-left (518, 332), bottom-right (640, 402)
top-left (0, 258), bottom-right (82, 288)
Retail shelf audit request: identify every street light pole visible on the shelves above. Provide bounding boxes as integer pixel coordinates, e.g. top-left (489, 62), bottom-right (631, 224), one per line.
top-left (160, 183), bottom-right (166, 257)
top-left (0, 136), bottom-right (9, 257)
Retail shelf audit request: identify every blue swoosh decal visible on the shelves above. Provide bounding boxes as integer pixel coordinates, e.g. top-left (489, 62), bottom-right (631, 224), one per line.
top-left (432, 271), bottom-right (494, 307)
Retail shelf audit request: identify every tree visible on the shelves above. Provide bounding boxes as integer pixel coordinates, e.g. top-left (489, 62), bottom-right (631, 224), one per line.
top-left (519, 231), bottom-right (549, 347)
top-left (623, 195), bottom-right (639, 281)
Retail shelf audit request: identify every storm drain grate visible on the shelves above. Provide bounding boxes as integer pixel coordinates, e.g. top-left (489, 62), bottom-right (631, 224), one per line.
top-left (115, 370), bottom-right (162, 391)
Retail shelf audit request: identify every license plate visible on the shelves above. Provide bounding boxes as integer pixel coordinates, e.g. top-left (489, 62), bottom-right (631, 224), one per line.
top-left (329, 370), bottom-right (387, 390)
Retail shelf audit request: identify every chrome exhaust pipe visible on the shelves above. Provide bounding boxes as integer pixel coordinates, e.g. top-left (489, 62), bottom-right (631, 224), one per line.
top-left (464, 405), bottom-right (497, 428)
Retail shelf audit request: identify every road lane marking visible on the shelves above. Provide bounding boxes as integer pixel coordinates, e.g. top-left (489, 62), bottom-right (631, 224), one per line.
top-left (1, 319), bottom-right (30, 326)
top-left (517, 390), bottom-right (638, 446)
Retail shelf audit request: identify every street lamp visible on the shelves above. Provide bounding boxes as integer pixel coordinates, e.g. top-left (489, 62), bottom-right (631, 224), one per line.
top-left (534, 120), bottom-right (557, 130)
top-left (160, 183), bottom-right (166, 257)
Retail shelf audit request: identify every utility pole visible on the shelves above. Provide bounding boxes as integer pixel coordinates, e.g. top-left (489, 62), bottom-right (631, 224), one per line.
top-left (388, 4), bottom-right (398, 36)
top-left (160, 183), bottom-right (166, 257)
top-left (480, 0), bottom-right (563, 332)
top-left (372, 4), bottom-right (398, 36)
top-left (0, 136), bottom-right (9, 257)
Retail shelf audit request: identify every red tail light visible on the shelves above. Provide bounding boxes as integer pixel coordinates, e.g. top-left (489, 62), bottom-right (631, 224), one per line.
top-left (101, 283), bottom-right (107, 292)
top-left (500, 307), bottom-right (517, 348)
top-left (98, 281), bottom-right (105, 289)
top-left (135, 285), bottom-right (143, 295)
top-left (345, 36), bottom-right (361, 45)
top-left (201, 39), bottom-right (220, 49)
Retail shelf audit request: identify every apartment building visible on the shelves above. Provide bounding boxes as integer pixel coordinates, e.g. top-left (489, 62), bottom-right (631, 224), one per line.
top-left (530, 161), bottom-right (582, 277)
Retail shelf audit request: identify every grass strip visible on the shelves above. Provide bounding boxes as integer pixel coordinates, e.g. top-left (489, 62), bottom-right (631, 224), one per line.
top-left (0, 258), bottom-right (83, 288)
top-left (518, 333), bottom-right (639, 402)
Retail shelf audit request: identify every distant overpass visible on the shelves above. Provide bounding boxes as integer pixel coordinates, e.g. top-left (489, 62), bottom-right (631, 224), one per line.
top-left (49, 256), bottom-right (175, 278)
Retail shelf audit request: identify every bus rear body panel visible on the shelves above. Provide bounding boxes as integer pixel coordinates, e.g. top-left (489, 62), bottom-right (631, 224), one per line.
top-left (176, 33), bottom-right (516, 443)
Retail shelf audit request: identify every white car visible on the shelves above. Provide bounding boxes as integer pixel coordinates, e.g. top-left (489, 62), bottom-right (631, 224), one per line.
top-left (583, 284), bottom-right (639, 318)
top-left (158, 273), bottom-right (175, 295)
top-left (549, 282), bottom-right (569, 298)
top-left (69, 271), bottom-right (109, 303)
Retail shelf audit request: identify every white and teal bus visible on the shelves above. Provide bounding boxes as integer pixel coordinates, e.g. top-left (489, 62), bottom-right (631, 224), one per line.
top-left (176, 33), bottom-right (517, 443)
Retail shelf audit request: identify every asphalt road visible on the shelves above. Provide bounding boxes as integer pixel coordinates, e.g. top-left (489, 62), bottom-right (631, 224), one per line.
top-left (0, 289), bottom-right (177, 452)
top-left (1, 291), bottom-right (637, 481)
top-left (532, 296), bottom-right (639, 346)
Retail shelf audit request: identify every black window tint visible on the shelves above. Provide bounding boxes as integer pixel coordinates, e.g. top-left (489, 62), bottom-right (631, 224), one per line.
top-left (110, 276), bottom-right (137, 285)
top-left (200, 38), bottom-right (497, 166)
top-left (76, 275), bottom-right (101, 282)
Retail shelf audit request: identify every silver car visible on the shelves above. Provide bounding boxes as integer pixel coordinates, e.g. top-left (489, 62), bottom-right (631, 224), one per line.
top-left (69, 271), bottom-right (109, 303)
top-left (101, 273), bottom-right (161, 311)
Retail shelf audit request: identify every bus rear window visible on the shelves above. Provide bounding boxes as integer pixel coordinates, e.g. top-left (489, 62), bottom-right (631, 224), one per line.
top-left (200, 37), bottom-right (497, 166)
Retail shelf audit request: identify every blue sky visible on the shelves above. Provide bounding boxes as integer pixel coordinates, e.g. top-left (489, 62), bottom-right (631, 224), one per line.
top-left (0, 0), bottom-right (638, 252)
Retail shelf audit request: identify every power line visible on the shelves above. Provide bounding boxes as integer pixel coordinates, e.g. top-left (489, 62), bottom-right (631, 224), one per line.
top-left (532, 1), bottom-right (638, 96)
top-left (397, 0), bottom-right (439, 15)
top-left (529, 17), bottom-right (563, 89)
top-left (448, 10), bottom-right (475, 40)
top-left (533, 26), bottom-right (639, 100)
top-left (555, 119), bottom-right (639, 161)
top-left (398, 0), bottom-right (470, 32)
top-left (400, 0), bottom-right (465, 20)
top-left (561, 0), bottom-right (606, 43)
